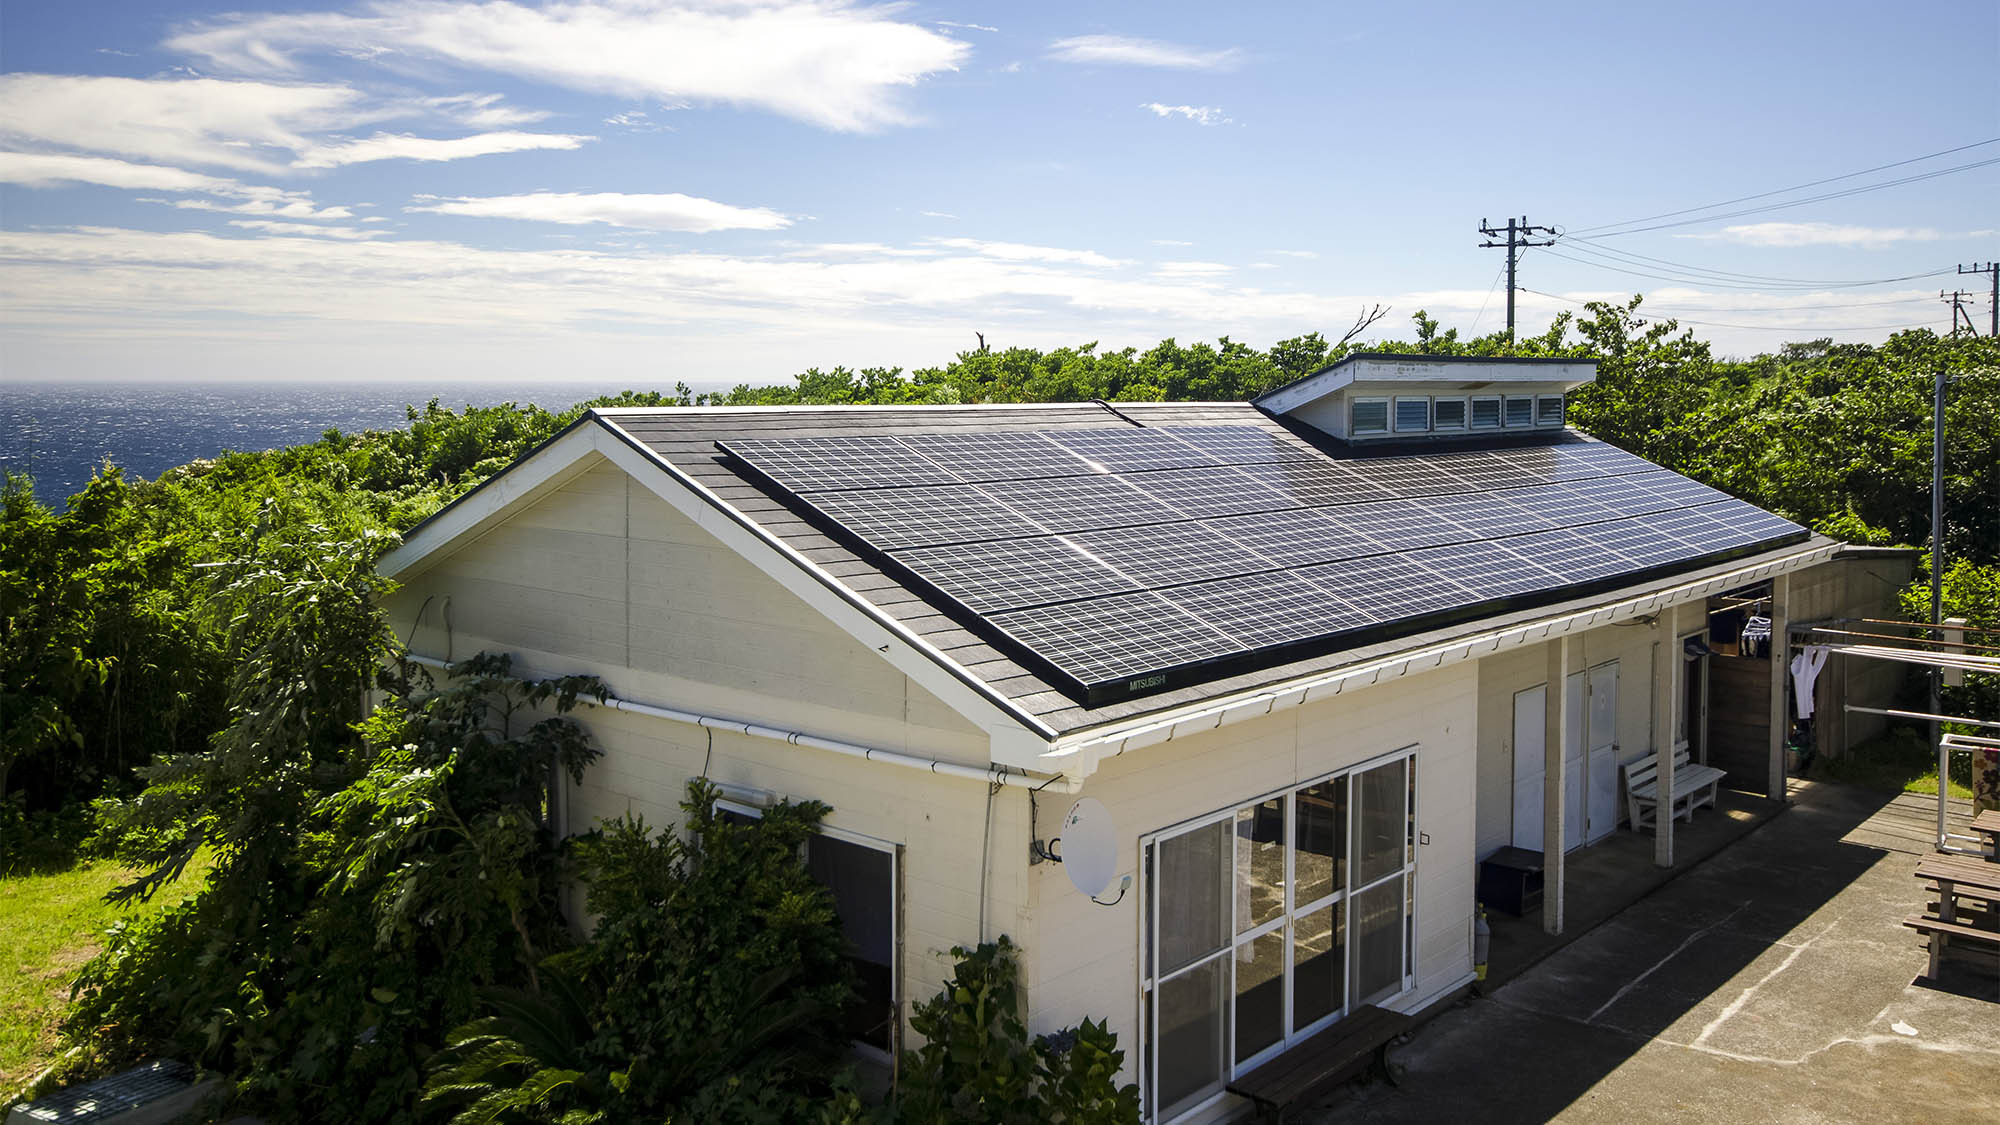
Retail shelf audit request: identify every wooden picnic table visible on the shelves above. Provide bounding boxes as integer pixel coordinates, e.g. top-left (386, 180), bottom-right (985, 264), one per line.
top-left (1914, 853), bottom-right (2000, 922)
top-left (1971, 809), bottom-right (2000, 858)
top-left (1908, 852), bottom-right (2000, 978)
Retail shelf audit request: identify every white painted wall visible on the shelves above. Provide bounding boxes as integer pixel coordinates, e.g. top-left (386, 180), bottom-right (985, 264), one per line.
top-left (1473, 617), bottom-right (1668, 860)
top-left (383, 459), bottom-right (989, 764)
top-left (1019, 662), bottom-right (1481, 1122)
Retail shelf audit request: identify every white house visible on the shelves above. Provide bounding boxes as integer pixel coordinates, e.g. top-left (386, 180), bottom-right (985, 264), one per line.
top-left (377, 354), bottom-right (1897, 1123)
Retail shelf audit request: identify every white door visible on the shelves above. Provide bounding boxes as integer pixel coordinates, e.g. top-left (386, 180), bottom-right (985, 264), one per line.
top-left (1511, 685), bottom-right (1544, 850)
top-left (1586, 662), bottom-right (1620, 843)
top-left (1564, 672), bottom-right (1586, 851)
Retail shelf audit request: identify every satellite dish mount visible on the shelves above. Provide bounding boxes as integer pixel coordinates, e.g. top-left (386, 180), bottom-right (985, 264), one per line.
top-left (1034, 797), bottom-right (1130, 906)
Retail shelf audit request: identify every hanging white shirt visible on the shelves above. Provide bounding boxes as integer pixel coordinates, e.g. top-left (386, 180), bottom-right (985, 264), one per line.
top-left (1790, 645), bottom-right (1830, 719)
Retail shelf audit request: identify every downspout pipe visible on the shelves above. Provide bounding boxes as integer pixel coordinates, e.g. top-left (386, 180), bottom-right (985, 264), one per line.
top-left (404, 654), bottom-right (1080, 794)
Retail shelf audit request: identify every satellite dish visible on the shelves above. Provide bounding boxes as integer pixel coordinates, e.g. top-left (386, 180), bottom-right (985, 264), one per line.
top-left (1060, 798), bottom-right (1118, 897)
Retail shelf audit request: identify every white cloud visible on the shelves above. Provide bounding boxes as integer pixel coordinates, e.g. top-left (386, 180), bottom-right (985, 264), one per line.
top-left (920, 210), bottom-right (958, 220)
top-left (603, 109), bottom-right (676, 132)
top-left (169, 0), bottom-right (971, 133)
top-left (228, 219), bottom-right (388, 239)
top-left (421, 92), bottom-right (549, 127)
top-left (295, 130), bottom-right (591, 168)
top-left (0, 73), bottom-right (371, 174)
top-left (926, 237), bottom-right (1128, 268)
top-left (784, 242), bottom-right (941, 258)
top-left (1050, 35), bottom-right (1240, 70)
top-left (1154, 260), bottom-right (1233, 278)
top-left (160, 196), bottom-right (356, 220)
top-left (1267, 249), bottom-right (1317, 259)
top-left (0, 152), bottom-right (352, 218)
top-left (409, 190), bottom-right (792, 233)
top-left (0, 151), bottom-right (244, 194)
top-left (1150, 238), bottom-right (1194, 247)
top-left (0, 73), bottom-right (579, 175)
top-left (1683, 221), bottom-right (1946, 248)
top-left (936, 21), bottom-right (998, 33)
top-left (1141, 102), bottom-right (1228, 126)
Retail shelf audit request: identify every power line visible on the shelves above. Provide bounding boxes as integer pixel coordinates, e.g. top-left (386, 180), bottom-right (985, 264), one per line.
top-left (1477, 216), bottom-right (1556, 335)
top-left (1629, 295), bottom-right (1934, 314)
top-left (1577, 156), bottom-right (2000, 238)
top-left (1557, 233), bottom-right (1941, 287)
top-left (1567, 137), bottom-right (2000, 237)
top-left (1522, 287), bottom-right (1935, 333)
top-left (1529, 244), bottom-right (1956, 292)
top-left (1468, 260), bottom-right (1508, 336)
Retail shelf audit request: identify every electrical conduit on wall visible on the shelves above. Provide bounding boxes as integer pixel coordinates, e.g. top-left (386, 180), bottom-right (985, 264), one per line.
top-left (402, 653), bottom-right (1079, 793)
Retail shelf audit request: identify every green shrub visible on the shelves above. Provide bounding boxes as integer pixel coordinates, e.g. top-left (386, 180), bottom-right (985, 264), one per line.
top-left (890, 937), bottom-right (1138, 1125)
top-left (425, 780), bottom-right (857, 1124)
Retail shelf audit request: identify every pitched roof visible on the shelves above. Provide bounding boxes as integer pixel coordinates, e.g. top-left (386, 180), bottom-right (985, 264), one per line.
top-left (562, 400), bottom-right (1820, 736)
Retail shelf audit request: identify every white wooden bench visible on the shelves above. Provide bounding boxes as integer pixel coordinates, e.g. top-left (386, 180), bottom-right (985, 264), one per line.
top-left (1622, 744), bottom-right (1725, 831)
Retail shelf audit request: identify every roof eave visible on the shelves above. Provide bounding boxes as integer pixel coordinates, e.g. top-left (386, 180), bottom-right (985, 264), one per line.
top-left (1041, 535), bottom-right (1843, 774)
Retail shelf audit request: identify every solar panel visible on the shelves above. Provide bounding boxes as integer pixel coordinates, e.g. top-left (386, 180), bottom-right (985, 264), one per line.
top-left (986, 591), bottom-right (1241, 687)
top-left (1207, 507), bottom-right (1374, 568)
top-left (896, 431), bottom-right (1097, 483)
top-left (805, 485), bottom-right (1046, 549)
top-left (1408, 539), bottom-right (1565, 597)
top-left (1344, 460), bottom-right (1482, 499)
top-left (1324, 500), bottom-right (1463, 552)
top-left (976, 473), bottom-right (1181, 533)
top-left (891, 535), bottom-right (1136, 613)
top-left (1580, 518), bottom-right (1696, 567)
top-left (1412, 493), bottom-right (1543, 539)
top-left (1045, 428), bottom-right (1220, 472)
top-left (1171, 571), bottom-right (1380, 649)
top-left (1067, 522), bottom-right (1271, 587)
top-left (721, 428), bottom-right (1809, 705)
top-left (1233, 460), bottom-right (1395, 506)
top-left (1301, 552), bottom-right (1475, 619)
top-left (722, 435), bottom-right (957, 491)
top-left (1158, 424), bottom-right (1319, 464)
top-left (1126, 465), bottom-right (1292, 517)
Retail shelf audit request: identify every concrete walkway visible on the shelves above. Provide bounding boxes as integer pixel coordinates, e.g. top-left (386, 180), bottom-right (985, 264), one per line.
top-left (1309, 781), bottom-right (2000, 1124)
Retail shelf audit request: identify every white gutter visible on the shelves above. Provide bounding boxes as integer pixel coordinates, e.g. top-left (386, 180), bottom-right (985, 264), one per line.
top-left (404, 654), bottom-right (1081, 794)
top-left (1043, 538), bottom-right (1843, 774)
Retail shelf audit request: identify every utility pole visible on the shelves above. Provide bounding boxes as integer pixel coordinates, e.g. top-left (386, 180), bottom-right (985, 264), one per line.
top-left (1929, 358), bottom-right (1946, 797)
top-left (1958, 262), bottom-right (1997, 336)
top-left (1941, 289), bottom-right (1976, 335)
top-left (1478, 216), bottom-right (1557, 337)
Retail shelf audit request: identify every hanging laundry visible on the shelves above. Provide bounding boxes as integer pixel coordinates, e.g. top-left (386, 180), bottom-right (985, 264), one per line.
top-left (1741, 614), bottom-right (1772, 658)
top-left (1790, 644), bottom-right (1830, 719)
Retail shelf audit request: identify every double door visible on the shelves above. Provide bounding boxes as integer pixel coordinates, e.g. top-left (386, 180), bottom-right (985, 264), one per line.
top-left (1511, 661), bottom-right (1620, 851)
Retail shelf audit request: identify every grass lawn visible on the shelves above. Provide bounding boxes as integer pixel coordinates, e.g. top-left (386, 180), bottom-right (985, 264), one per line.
top-left (1808, 725), bottom-right (1976, 799)
top-left (1, 854), bottom-right (211, 1097)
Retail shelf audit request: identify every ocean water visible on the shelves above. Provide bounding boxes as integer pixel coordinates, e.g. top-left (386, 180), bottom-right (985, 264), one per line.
top-left (1, 379), bottom-right (731, 508)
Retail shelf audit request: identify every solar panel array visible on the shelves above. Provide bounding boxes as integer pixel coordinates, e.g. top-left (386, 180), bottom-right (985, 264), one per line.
top-left (719, 425), bottom-right (1807, 704)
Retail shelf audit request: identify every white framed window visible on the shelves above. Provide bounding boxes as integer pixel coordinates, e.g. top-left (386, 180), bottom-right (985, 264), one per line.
top-left (1536, 394), bottom-right (1566, 427)
top-left (1350, 397), bottom-right (1389, 436)
top-left (1503, 395), bottom-right (1536, 428)
top-left (1392, 397), bottom-right (1431, 433)
top-left (1139, 748), bottom-right (1418, 1122)
top-left (1432, 397), bottom-right (1468, 431)
top-left (710, 800), bottom-right (902, 1058)
top-left (1469, 396), bottom-right (1502, 430)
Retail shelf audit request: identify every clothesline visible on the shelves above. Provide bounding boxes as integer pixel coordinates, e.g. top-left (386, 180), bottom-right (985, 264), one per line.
top-left (1811, 642), bottom-right (2000, 675)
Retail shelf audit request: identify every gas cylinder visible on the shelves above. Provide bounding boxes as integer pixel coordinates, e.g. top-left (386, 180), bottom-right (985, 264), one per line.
top-left (1473, 905), bottom-right (1491, 981)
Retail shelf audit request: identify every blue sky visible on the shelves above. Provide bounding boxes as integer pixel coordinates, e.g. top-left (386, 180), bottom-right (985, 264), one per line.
top-left (2, 1), bottom-right (1996, 385)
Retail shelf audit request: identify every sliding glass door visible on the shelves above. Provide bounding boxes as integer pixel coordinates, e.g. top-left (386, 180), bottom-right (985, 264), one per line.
top-left (1141, 750), bottom-right (1416, 1122)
